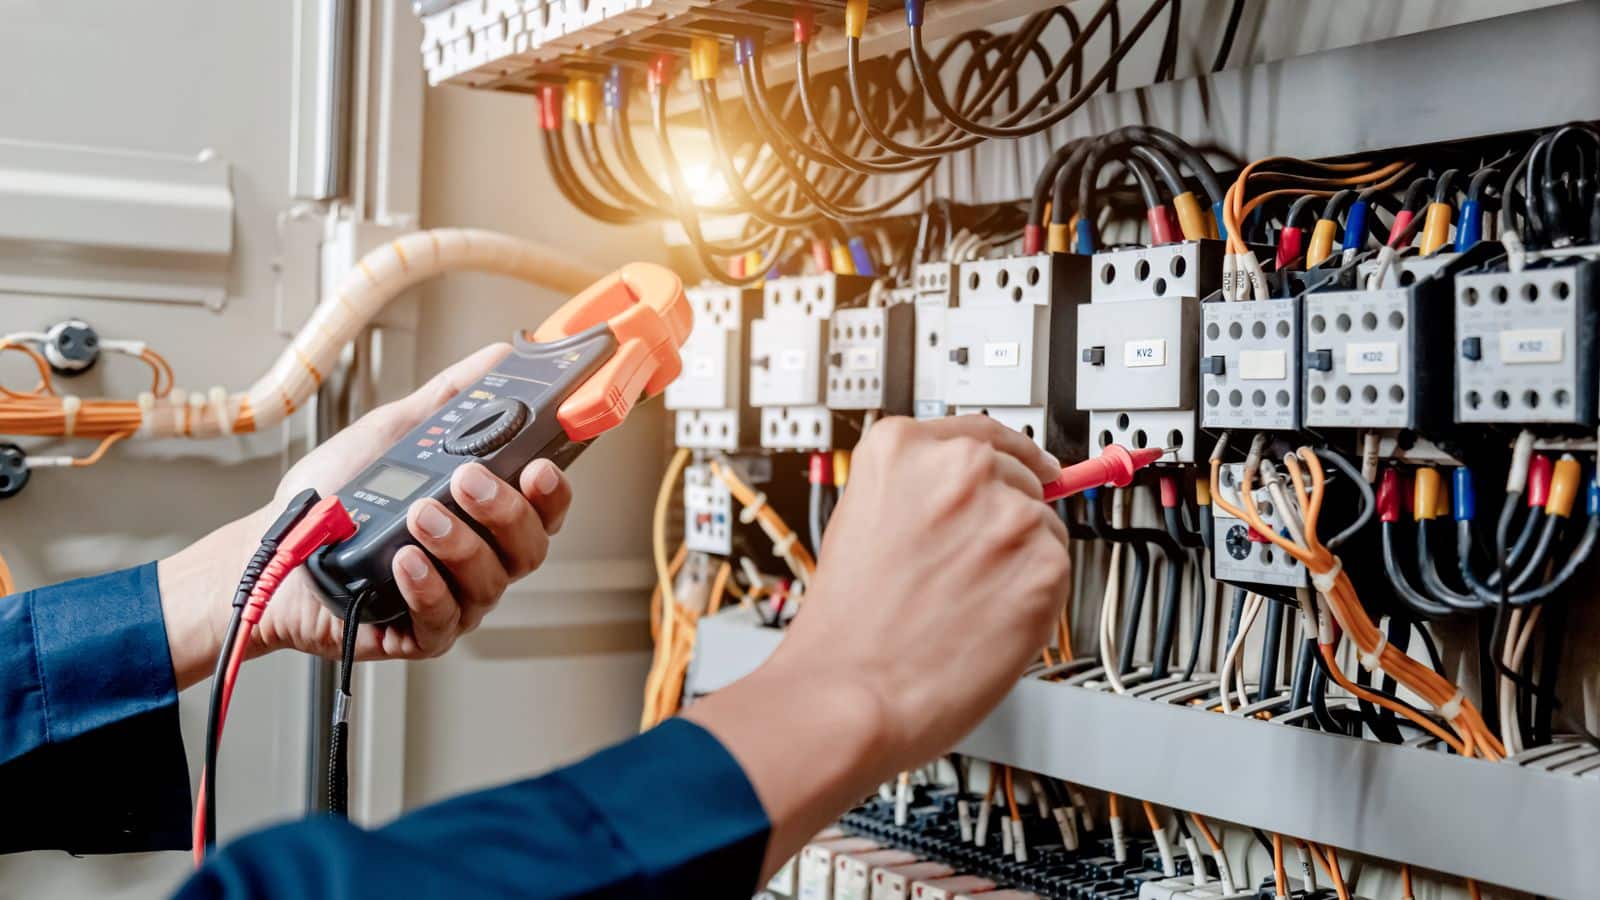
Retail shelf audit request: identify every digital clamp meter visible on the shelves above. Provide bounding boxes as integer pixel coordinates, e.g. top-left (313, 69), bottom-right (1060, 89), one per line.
top-left (307, 262), bottom-right (691, 623)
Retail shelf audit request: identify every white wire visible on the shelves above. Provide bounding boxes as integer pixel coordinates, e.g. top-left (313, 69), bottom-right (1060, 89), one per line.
top-left (1219, 592), bottom-right (1264, 713)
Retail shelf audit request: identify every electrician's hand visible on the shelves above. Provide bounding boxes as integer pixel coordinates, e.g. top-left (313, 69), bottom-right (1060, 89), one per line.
top-left (683, 415), bottom-right (1070, 878)
top-left (158, 343), bottom-right (573, 690)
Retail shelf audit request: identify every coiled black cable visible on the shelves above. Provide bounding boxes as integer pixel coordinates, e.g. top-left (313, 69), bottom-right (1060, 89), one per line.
top-left (329, 590), bottom-right (369, 818)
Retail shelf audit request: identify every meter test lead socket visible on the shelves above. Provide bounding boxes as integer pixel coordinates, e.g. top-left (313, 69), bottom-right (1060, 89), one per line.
top-left (307, 263), bottom-right (692, 624)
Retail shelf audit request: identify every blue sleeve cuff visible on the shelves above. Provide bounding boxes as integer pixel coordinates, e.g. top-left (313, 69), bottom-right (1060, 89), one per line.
top-left (555, 717), bottom-right (772, 893)
top-left (0, 563), bottom-right (191, 853)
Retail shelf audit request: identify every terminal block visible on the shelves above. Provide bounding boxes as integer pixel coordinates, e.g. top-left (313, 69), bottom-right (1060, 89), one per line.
top-left (944, 254), bottom-right (1088, 458)
top-left (665, 284), bottom-right (761, 450)
top-left (682, 462), bottom-right (733, 555)
top-left (826, 305), bottom-right (914, 415)
top-left (1454, 258), bottom-right (1600, 426)
top-left (1201, 299), bottom-right (1302, 431)
top-left (913, 262), bottom-right (959, 419)
top-left (752, 273), bottom-right (872, 451)
top-left (1301, 251), bottom-right (1482, 434)
top-left (1211, 464), bottom-right (1308, 591)
top-left (1077, 242), bottom-right (1222, 462)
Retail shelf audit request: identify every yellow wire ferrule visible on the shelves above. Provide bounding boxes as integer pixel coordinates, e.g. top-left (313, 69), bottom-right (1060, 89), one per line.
top-left (832, 450), bottom-right (851, 488)
top-left (1547, 455), bottom-right (1582, 518)
top-left (689, 37), bottom-right (720, 82)
top-left (569, 77), bottom-right (599, 125)
top-left (1414, 467), bottom-right (1440, 521)
top-left (845, 0), bottom-right (869, 38)
top-left (1421, 202), bottom-right (1453, 256)
top-left (1173, 192), bottom-right (1208, 242)
top-left (1047, 223), bottom-right (1071, 254)
top-left (831, 243), bottom-right (855, 275)
top-left (1306, 219), bottom-right (1339, 268)
top-left (1195, 478), bottom-right (1212, 507)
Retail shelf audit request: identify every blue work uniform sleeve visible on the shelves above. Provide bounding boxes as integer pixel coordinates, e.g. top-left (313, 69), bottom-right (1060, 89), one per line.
top-left (178, 717), bottom-right (771, 900)
top-left (0, 563), bottom-right (192, 854)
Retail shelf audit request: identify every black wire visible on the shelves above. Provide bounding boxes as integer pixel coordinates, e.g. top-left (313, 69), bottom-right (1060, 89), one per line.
top-left (1313, 449), bottom-right (1372, 549)
top-left (1381, 521), bottom-right (1453, 619)
top-left (1255, 599), bottom-right (1284, 704)
top-left (329, 589), bottom-right (369, 818)
top-left (1212, 0), bottom-right (1248, 72)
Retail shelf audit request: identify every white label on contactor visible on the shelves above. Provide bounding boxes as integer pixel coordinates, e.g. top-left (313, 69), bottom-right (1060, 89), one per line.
top-left (1346, 342), bottom-right (1399, 374)
top-left (779, 349), bottom-right (808, 371)
top-left (1124, 339), bottom-right (1167, 367)
top-left (1239, 349), bottom-right (1287, 380)
top-left (846, 347), bottom-right (880, 371)
top-left (982, 342), bottom-right (1021, 367)
top-left (1500, 328), bottom-right (1564, 364)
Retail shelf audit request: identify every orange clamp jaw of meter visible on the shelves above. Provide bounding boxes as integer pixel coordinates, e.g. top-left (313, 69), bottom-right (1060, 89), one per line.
top-left (530, 261), bottom-right (692, 441)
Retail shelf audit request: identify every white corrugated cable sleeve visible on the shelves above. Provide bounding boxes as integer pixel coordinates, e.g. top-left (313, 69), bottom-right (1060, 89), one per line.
top-left (1109, 814), bottom-right (1127, 862)
top-left (1221, 253), bottom-right (1240, 301)
top-left (1183, 835), bottom-right (1206, 886)
top-left (1296, 843), bottom-right (1318, 890)
top-left (1152, 827), bottom-right (1177, 877)
top-left (1360, 432), bottom-right (1380, 483)
top-left (1238, 251), bottom-right (1269, 300)
top-left (136, 229), bottom-right (602, 439)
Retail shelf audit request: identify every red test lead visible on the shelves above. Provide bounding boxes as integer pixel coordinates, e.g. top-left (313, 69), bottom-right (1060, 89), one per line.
top-left (1042, 445), bottom-right (1164, 502)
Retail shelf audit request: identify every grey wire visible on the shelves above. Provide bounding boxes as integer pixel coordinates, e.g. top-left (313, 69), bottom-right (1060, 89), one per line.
top-left (1313, 448), bottom-right (1374, 549)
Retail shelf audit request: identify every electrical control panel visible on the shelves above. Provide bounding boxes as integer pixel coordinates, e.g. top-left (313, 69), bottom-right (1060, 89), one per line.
top-left (1200, 299), bottom-right (1302, 431)
top-left (682, 462), bottom-right (733, 555)
top-left (752, 273), bottom-right (872, 451)
top-left (913, 262), bottom-right (959, 420)
top-left (944, 254), bottom-right (1088, 458)
top-left (1454, 259), bottom-right (1600, 426)
top-left (1210, 463), bottom-right (1309, 590)
top-left (666, 284), bottom-right (761, 450)
top-left (826, 305), bottom-right (914, 415)
top-left (1077, 242), bottom-right (1220, 462)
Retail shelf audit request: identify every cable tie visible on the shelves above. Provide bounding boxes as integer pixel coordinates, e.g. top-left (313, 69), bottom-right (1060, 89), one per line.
top-left (1309, 558), bottom-right (1342, 594)
top-left (333, 690), bottom-right (352, 725)
top-left (1359, 631), bottom-right (1389, 672)
top-left (737, 490), bottom-right (768, 523)
top-left (1438, 690), bottom-right (1465, 720)
top-left (60, 395), bottom-right (81, 438)
top-left (135, 391), bottom-right (156, 437)
top-left (771, 530), bottom-right (797, 558)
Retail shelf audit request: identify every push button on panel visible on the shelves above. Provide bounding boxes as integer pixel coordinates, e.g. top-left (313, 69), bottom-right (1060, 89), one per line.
top-left (442, 398), bottom-right (530, 457)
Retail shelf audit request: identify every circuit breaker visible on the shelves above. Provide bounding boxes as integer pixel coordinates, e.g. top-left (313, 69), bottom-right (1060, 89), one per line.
top-left (1077, 241), bottom-right (1220, 462)
top-left (1200, 298), bottom-right (1302, 431)
top-left (826, 304), bottom-right (914, 415)
top-left (665, 285), bottom-right (761, 450)
top-left (913, 262), bottom-right (959, 419)
top-left (682, 462), bottom-right (733, 555)
top-left (944, 254), bottom-right (1088, 458)
top-left (1302, 253), bottom-right (1466, 433)
top-left (753, 273), bottom-right (873, 451)
top-left (1454, 258), bottom-right (1600, 426)
top-left (1210, 463), bottom-right (1308, 591)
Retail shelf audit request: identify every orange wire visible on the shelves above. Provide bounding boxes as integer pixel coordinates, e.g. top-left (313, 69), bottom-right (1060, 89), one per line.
top-left (1271, 834), bottom-right (1288, 897)
top-left (1141, 800), bottom-right (1162, 832)
top-left (1401, 864), bottom-right (1415, 900)
top-left (1002, 767), bottom-right (1021, 821)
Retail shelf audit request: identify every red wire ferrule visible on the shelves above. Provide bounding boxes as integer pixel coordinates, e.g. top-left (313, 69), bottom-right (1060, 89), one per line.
top-left (1377, 468), bottom-right (1401, 523)
top-left (1147, 207), bottom-right (1176, 245)
top-left (793, 4), bottom-right (817, 43)
top-left (538, 85), bottom-right (562, 131)
top-left (1527, 454), bottom-right (1553, 508)
top-left (1023, 224), bottom-right (1044, 256)
top-left (1389, 210), bottom-right (1415, 247)
top-left (808, 451), bottom-right (833, 486)
top-left (1276, 226), bottom-right (1304, 269)
top-left (648, 55), bottom-right (673, 92)
top-left (1158, 474), bottom-right (1179, 509)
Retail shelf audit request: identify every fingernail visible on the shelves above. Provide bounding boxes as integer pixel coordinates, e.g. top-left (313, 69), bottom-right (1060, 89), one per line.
top-left (416, 503), bottom-right (453, 539)
top-left (459, 465), bottom-right (498, 503)
top-left (534, 461), bottom-right (560, 495)
top-left (399, 550), bottom-right (429, 581)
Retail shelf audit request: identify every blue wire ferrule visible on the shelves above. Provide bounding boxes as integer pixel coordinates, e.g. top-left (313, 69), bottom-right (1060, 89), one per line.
top-left (1212, 200), bottom-right (1227, 240)
top-left (905, 0), bottom-right (925, 27)
top-left (734, 36), bottom-right (756, 65)
top-left (603, 66), bottom-right (625, 110)
top-left (1456, 199), bottom-right (1482, 250)
top-left (1083, 486), bottom-right (1100, 500)
top-left (1588, 474), bottom-right (1599, 516)
top-left (1452, 467), bottom-right (1475, 521)
top-left (1075, 218), bottom-right (1097, 254)
top-left (1343, 200), bottom-right (1370, 252)
top-left (847, 237), bottom-right (876, 276)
